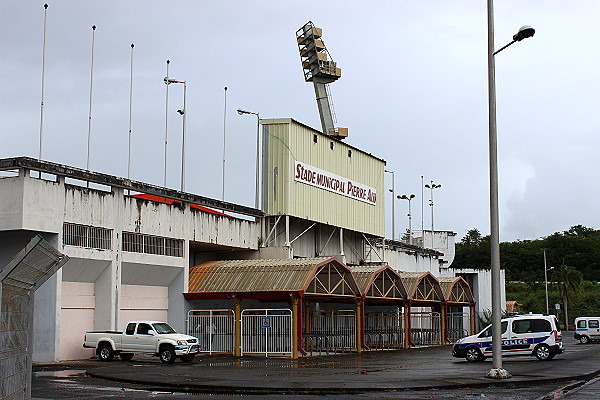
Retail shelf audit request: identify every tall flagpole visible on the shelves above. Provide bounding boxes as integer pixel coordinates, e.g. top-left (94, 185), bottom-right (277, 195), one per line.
top-left (164, 60), bottom-right (170, 188)
top-left (39, 3), bottom-right (48, 164)
top-left (221, 86), bottom-right (228, 203)
top-left (127, 43), bottom-right (134, 183)
top-left (86, 25), bottom-right (96, 175)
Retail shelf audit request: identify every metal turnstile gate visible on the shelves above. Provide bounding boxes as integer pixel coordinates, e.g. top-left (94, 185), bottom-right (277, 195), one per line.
top-left (446, 312), bottom-right (470, 344)
top-left (241, 309), bottom-right (292, 357)
top-left (304, 310), bottom-right (356, 354)
top-left (187, 309), bottom-right (235, 354)
top-left (410, 311), bottom-right (441, 346)
top-left (364, 310), bottom-right (404, 350)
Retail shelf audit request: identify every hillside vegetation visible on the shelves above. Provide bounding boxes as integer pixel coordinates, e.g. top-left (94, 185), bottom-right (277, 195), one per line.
top-left (453, 225), bottom-right (600, 325)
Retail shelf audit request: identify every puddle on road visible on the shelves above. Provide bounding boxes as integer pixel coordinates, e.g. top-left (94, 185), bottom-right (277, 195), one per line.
top-left (34, 369), bottom-right (86, 377)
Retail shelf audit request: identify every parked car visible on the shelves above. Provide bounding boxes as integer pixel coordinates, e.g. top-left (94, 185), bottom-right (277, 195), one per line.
top-left (84, 321), bottom-right (199, 363)
top-left (452, 314), bottom-right (563, 362)
top-left (574, 317), bottom-right (600, 344)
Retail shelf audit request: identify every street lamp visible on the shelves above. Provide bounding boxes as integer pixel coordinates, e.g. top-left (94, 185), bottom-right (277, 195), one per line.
top-left (424, 181), bottom-right (441, 234)
top-left (398, 194), bottom-right (415, 245)
top-left (164, 77), bottom-right (187, 192)
top-left (385, 170), bottom-right (395, 240)
top-left (237, 108), bottom-right (260, 210)
top-left (486, 0), bottom-right (535, 379)
top-left (542, 249), bottom-right (554, 315)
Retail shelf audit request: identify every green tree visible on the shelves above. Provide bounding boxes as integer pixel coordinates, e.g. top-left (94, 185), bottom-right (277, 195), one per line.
top-left (461, 228), bottom-right (483, 246)
top-left (551, 264), bottom-right (583, 329)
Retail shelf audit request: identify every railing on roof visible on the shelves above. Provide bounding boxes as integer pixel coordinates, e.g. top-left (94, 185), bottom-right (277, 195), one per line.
top-left (0, 157), bottom-right (262, 217)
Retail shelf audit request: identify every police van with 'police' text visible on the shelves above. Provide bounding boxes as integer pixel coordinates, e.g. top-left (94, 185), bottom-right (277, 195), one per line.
top-left (452, 314), bottom-right (563, 362)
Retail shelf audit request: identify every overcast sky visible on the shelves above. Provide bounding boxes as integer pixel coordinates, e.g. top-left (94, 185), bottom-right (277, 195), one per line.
top-left (1, 1), bottom-right (598, 243)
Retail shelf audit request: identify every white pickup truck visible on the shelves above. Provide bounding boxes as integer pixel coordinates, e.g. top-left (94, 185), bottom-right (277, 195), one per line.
top-left (83, 321), bottom-right (200, 363)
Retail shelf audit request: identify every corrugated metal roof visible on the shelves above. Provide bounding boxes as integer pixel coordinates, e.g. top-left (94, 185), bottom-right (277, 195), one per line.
top-left (188, 257), bottom-right (358, 295)
top-left (350, 265), bottom-right (408, 299)
top-left (350, 266), bottom-right (384, 292)
top-left (437, 276), bottom-right (474, 303)
top-left (397, 271), bottom-right (443, 301)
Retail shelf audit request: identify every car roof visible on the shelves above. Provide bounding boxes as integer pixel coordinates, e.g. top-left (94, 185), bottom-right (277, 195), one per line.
top-left (502, 314), bottom-right (555, 320)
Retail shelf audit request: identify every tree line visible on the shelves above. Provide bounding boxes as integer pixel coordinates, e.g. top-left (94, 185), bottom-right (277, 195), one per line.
top-left (453, 225), bottom-right (600, 326)
top-left (453, 225), bottom-right (600, 282)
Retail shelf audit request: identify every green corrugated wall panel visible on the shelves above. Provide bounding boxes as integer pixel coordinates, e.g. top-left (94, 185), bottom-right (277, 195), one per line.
top-left (262, 118), bottom-right (385, 237)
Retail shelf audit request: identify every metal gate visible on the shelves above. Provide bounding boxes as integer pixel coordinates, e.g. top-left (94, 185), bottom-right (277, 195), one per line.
top-left (187, 309), bottom-right (235, 354)
top-left (410, 311), bottom-right (441, 346)
top-left (364, 310), bottom-right (404, 350)
top-left (304, 310), bottom-right (356, 354)
top-left (446, 312), bottom-right (470, 344)
top-left (241, 309), bottom-right (292, 357)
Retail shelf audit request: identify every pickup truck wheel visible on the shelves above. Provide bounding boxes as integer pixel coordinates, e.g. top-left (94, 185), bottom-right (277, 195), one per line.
top-left (120, 353), bottom-right (134, 361)
top-left (180, 354), bottom-right (195, 363)
top-left (98, 344), bottom-right (114, 361)
top-left (160, 346), bottom-right (176, 364)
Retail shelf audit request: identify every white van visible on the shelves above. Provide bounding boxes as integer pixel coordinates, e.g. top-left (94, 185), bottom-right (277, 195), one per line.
top-left (452, 314), bottom-right (563, 362)
top-left (574, 317), bottom-right (600, 344)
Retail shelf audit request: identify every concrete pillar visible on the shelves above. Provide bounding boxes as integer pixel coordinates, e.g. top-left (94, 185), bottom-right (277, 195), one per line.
top-left (94, 261), bottom-right (118, 330)
top-left (112, 187), bottom-right (125, 330)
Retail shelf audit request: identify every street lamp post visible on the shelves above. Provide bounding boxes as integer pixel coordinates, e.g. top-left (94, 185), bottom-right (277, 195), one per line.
top-left (486, 0), bottom-right (535, 379)
top-left (237, 108), bottom-right (260, 210)
top-left (542, 248), bottom-right (553, 315)
top-left (424, 181), bottom-right (441, 234)
top-left (385, 170), bottom-right (395, 240)
top-left (164, 77), bottom-right (187, 192)
top-left (398, 194), bottom-right (415, 245)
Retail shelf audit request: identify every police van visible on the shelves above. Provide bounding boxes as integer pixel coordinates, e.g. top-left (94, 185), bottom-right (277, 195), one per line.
top-left (452, 314), bottom-right (563, 362)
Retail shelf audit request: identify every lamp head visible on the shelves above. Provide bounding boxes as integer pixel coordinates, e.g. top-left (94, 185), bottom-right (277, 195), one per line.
top-left (177, 109), bottom-right (184, 115)
top-left (513, 25), bottom-right (535, 41)
top-left (164, 77), bottom-right (183, 85)
top-left (237, 108), bottom-right (248, 115)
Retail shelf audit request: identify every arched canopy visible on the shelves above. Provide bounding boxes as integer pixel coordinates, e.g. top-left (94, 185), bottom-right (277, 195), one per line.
top-left (437, 276), bottom-right (474, 304)
top-left (351, 265), bottom-right (408, 301)
top-left (184, 256), bottom-right (360, 301)
top-left (398, 271), bottom-right (444, 303)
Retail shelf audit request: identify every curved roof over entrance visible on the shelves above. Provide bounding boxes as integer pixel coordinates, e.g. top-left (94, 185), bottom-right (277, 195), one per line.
top-left (351, 265), bottom-right (408, 300)
top-left (398, 271), bottom-right (444, 303)
top-left (185, 257), bottom-right (360, 301)
top-left (437, 276), bottom-right (474, 304)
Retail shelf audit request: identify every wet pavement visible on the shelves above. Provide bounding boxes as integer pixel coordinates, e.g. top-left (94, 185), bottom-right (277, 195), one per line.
top-left (75, 343), bottom-right (600, 394)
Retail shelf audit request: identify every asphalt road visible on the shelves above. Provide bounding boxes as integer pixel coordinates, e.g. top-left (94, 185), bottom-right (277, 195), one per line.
top-left (32, 341), bottom-right (600, 400)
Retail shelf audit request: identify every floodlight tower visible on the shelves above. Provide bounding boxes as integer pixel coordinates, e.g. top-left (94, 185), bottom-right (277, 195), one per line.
top-left (296, 21), bottom-right (348, 139)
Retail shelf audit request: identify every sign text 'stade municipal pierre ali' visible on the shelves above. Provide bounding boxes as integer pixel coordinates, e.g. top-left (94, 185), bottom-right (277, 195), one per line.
top-left (294, 161), bottom-right (377, 205)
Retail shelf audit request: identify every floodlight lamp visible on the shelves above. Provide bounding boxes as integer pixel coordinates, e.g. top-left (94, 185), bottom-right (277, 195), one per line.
top-left (513, 25), bottom-right (535, 41)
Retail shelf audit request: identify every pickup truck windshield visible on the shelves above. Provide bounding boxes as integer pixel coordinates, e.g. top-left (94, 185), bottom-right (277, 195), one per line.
top-left (152, 323), bottom-right (177, 334)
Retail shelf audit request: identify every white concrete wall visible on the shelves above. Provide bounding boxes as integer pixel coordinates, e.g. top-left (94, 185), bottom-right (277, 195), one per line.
top-left (0, 173), bottom-right (260, 360)
top-left (60, 282), bottom-right (95, 360)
